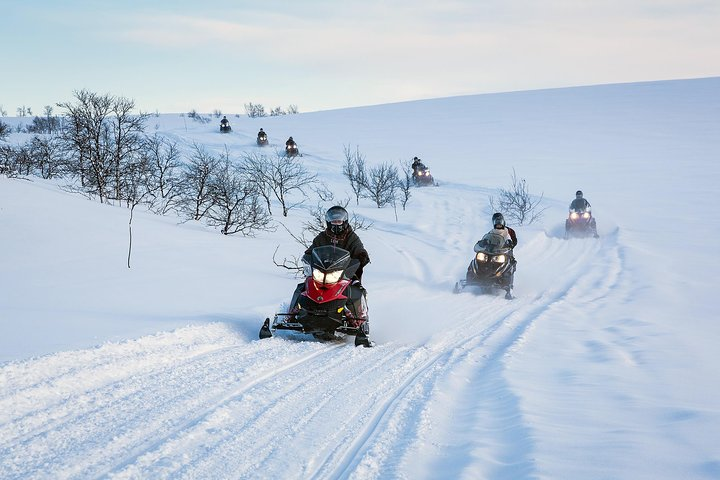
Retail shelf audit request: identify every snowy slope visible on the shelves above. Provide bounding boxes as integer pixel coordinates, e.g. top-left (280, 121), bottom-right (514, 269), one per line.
top-left (1, 78), bottom-right (719, 479)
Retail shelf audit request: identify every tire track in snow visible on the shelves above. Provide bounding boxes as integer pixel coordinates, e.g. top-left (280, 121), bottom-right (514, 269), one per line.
top-left (0, 339), bottom-right (344, 480)
top-left (307, 234), bottom-right (620, 479)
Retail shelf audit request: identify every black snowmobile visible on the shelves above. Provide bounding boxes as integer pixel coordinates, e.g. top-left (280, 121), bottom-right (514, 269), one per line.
top-left (454, 232), bottom-right (516, 299)
top-left (412, 163), bottom-right (435, 186)
top-left (285, 143), bottom-right (299, 157)
top-left (565, 207), bottom-right (599, 239)
top-left (259, 245), bottom-right (372, 347)
top-left (257, 132), bottom-right (268, 146)
top-left (220, 119), bottom-right (231, 133)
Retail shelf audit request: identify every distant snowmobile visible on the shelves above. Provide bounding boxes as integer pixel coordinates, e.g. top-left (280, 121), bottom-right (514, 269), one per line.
top-left (454, 231), bottom-right (516, 299)
top-left (412, 162), bottom-right (435, 186)
top-left (259, 246), bottom-right (373, 347)
top-left (220, 117), bottom-right (231, 133)
top-left (285, 143), bottom-right (299, 157)
top-left (565, 207), bottom-right (599, 239)
top-left (257, 132), bottom-right (268, 146)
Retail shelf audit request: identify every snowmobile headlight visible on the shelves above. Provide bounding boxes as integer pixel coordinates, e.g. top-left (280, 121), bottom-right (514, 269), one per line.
top-left (324, 269), bottom-right (343, 285)
top-left (492, 254), bottom-right (507, 263)
top-left (312, 268), bottom-right (343, 285)
top-left (582, 212), bottom-right (591, 219)
top-left (570, 212), bottom-right (579, 220)
top-left (475, 252), bottom-right (488, 262)
top-left (312, 268), bottom-right (325, 284)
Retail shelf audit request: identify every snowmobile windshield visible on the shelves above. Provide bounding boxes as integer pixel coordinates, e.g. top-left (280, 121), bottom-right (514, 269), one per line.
top-left (310, 245), bottom-right (351, 272)
top-left (475, 232), bottom-right (508, 254)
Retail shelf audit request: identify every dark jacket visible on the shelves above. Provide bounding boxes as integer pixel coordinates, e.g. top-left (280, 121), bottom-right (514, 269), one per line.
top-left (570, 198), bottom-right (591, 211)
top-left (305, 226), bottom-right (370, 281)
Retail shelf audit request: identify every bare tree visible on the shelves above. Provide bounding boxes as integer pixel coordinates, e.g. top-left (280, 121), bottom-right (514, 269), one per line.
top-left (244, 103), bottom-right (267, 118)
top-left (287, 104), bottom-right (299, 114)
top-left (397, 159), bottom-right (413, 210)
top-left (142, 135), bottom-right (183, 214)
top-left (109, 96), bottom-right (150, 202)
top-left (488, 168), bottom-right (546, 225)
top-left (343, 145), bottom-right (368, 205)
top-left (57, 90), bottom-right (148, 204)
top-left (363, 162), bottom-right (399, 208)
top-left (179, 143), bottom-right (220, 221)
top-left (0, 145), bottom-right (18, 176)
top-left (0, 120), bottom-right (9, 141)
top-left (206, 154), bottom-right (273, 235)
top-left (242, 151), bottom-right (317, 217)
top-left (28, 135), bottom-right (65, 179)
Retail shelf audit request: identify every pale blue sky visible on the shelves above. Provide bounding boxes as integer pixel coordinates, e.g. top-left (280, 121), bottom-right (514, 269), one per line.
top-left (2, 0), bottom-right (719, 115)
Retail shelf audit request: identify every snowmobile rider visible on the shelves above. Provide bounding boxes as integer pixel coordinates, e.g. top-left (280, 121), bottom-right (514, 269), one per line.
top-left (411, 156), bottom-right (424, 171)
top-left (491, 212), bottom-right (517, 248)
top-left (286, 136), bottom-right (296, 147)
top-left (220, 116), bottom-right (229, 127)
top-left (306, 206), bottom-right (370, 284)
top-left (569, 190), bottom-right (599, 238)
top-left (258, 128), bottom-right (265, 137)
top-left (570, 190), bottom-right (591, 211)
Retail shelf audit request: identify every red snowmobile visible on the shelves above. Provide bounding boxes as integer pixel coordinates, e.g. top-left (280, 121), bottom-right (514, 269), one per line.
top-left (259, 245), bottom-right (372, 347)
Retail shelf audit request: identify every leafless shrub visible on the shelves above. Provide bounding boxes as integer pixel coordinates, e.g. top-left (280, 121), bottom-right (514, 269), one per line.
top-left (28, 135), bottom-right (65, 179)
top-left (242, 151), bottom-right (317, 217)
top-left (244, 103), bottom-right (267, 118)
top-left (142, 135), bottom-right (183, 214)
top-left (178, 143), bottom-right (220, 221)
top-left (397, 159), bottom-right (413, 210)
top-left (0, 120), bottom-right (10, 141)
top-left (363, 162), bottom-right (399, 208)
top-left (205, 153), bottom-right (273, 236)
top-left (187, 109), bottom-right (211, 123)
top-left (488, 168), bottom-right (546, 225)
top-left (343, 145), bottom-right (368, 205)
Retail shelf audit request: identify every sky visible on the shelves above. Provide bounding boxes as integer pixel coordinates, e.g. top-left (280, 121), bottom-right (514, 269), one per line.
top-left (1, 78), bottom-right (719, 478)
top-left (2, 0), bottom-right (720, 115)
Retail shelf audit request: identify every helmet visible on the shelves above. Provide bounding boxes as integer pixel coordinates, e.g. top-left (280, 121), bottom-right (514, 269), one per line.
top-left (492, 212), bottom-right (505, 228)
top-left (325, 206), bottom-right (349, 236)
top-left (576, 190), bottom-right (583, 198)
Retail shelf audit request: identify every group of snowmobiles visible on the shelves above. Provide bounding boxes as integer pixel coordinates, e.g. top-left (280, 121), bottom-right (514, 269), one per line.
top-left (218, 120), bottom-right (299, 157)
top-left (254, 150), bottom-right (598, 348)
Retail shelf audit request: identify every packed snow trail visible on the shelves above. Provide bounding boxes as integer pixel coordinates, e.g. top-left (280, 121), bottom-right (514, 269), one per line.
top-left (0, 229), bottom-right (615, 479)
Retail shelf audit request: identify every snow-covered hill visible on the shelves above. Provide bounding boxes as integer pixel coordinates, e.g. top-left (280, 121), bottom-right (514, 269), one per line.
top-left (1, 78), bottom-right (719, 479)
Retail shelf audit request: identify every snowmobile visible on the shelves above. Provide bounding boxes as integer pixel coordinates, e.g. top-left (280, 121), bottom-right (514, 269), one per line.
top-left (565, 207), bottom-right (599, 239)
top-left (259, 245), bottom-right (373, 347)
top-left (412, 163), bottom-right (434, 186)
top-left (454, 231), bottom-right (516, 299)
top-left (285, 143), bottom-right (299, 157)
top-left (257, 132), bottom-right (268, 146)
top-left (220, 121), bottom-right (231, 133)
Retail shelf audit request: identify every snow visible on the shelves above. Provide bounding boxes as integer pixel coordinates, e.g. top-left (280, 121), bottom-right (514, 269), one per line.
top-left (1, 77), bottom-right (720, 479)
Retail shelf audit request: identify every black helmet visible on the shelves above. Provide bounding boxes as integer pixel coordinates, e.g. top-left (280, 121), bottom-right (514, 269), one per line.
top-left (325, 206), bottom-right (349, 236)
top-left (492, 212), bottom-right (505, 228)
top-left (576, 190), bottom-right (583, 198)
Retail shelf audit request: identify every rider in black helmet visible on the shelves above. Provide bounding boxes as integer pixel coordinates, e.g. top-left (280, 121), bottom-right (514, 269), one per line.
top-left (570, 190), bottom-right (591, 211)
top-left (491, 212), bottom-right (518, 248)
top-left (305, 206), bottom-right (370, 282)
